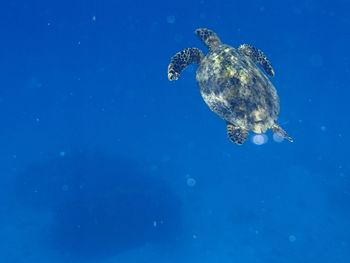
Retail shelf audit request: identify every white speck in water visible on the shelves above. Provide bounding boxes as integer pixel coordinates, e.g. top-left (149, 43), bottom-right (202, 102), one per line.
top-left (289, 234), bottom-right (296, 242)
top-left (59, 151), bottom-right (65, 157)
top-left (320, 125), bottom-right (326, 132)
top-left (166, 15), bottom-right (176, 24)
top-left (153, 221), bottom-right (157, 227)
top-left (92, 15), bottom-right (96, 21)
top-left (252, 134), bottom-right (268, 145)
top-left (187, 177), bottom-right (196, 187)
top-left (192, 234), bottom-right (197, 239)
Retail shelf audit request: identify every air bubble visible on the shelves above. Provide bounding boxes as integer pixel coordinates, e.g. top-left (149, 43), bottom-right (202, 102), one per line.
top-left (186, 177), bottom-right (196, 187)
top-left (166, 15), bottom-right (176, 24)
top-left (289, 234), bottom-right (296, 242)
top-left (252, 134), bottom-right (268, 145)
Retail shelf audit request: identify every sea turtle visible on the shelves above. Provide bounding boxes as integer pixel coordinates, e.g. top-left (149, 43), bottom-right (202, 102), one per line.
top-left (167, 28), bottom-right (293, 145)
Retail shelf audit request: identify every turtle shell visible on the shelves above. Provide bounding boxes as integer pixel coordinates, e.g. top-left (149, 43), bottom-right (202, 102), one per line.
top-left (196, 44), bottom-right (279, 133)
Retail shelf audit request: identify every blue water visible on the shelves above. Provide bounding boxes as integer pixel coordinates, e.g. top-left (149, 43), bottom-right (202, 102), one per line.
top-left (1, 0), bottom-right (349, 262)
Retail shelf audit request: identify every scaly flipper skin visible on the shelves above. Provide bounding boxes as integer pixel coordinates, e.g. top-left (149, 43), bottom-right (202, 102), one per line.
top-left (272, 123), bottom-right (293, 142)
top-left (227, 122), bottom-right (249, 145)
top-left (168, 48), bottom-right (204, 81)
top-left (195, 28), bottom-right (222, 51)
top-left (238, 44), bottom-right (275, 77)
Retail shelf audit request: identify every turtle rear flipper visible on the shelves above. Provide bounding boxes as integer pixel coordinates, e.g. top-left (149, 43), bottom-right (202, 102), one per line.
top-left (272, 123), bottom-right (293, 142)
top-left (238, 44), bottom-right (275, 77)
top-left (227, 123), bottom-right (248, 145)
top-left (168, 48), bottom-right (204, 81)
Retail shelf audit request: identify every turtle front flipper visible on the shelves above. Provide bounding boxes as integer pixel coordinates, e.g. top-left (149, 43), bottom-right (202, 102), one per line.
top-left (272, 123), bottom-right (293, 142)
top-left (227, 122), bottom-right (248, 145)
top-left (168, 48), bottom-right (204, 81)
top-left (238, 44), bottom-right (275, 77)
top-left (195, 28), bottom-right (222, 51)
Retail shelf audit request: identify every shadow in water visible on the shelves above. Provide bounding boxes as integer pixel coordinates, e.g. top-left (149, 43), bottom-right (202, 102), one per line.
top-left (16, 151), bottom-right (182, 261)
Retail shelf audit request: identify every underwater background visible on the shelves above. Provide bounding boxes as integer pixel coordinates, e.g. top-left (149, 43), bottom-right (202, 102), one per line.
top-left (1, 0), bottom-right (350, 262)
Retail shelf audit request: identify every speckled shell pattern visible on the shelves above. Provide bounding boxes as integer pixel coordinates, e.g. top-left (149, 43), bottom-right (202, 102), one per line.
top-left (196, 44), bottom-right (279, 133)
